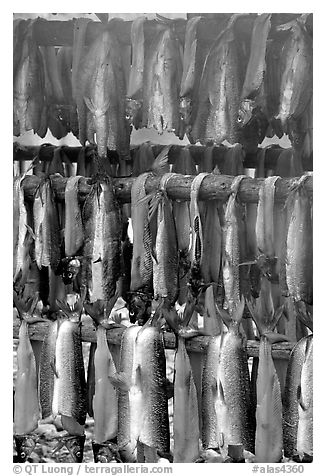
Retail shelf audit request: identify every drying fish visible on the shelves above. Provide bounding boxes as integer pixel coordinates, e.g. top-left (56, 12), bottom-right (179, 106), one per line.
top-left (171, 147), bottom-right (196, 304)
top-left (72, 18), bottom-right (92, 103)
top-left (84, 305), bottom-right (118, 448)
top-left (180, 16), bottom-right (202, 99)
top-left (76, 29), bottom-right (130, 159)
top-left (201, 334), bottom-right (223, 450)
top-left (33, 179), bottom-right (61, 271)
top-left (52, 294), bottom-right (87, 435)
top-left (109, 325), bottom-right (142, 462)
top-left (216, 298), bottom-right (255, 457)
top-left (247, 293), bottom-right (287, 463)
top-left (296, 336), bottom-right (313, 461)
top-left (222, 175), bottom-right (247, 314)
top-left (129, 147), bottom-right (169, 322)
top-left (188, 173), bottom-right (209, 301)
top-left (14, 434), bottom-right (38, 463)
top-left (192, 23), bottom-right (241, 145)
top-left (13, 19), bottom-right (46, 137)
top-left (173, 336), bottom-right (200, 462)
top-left (136, 323), bottom-right (170, 459)
top-left (86, 342), bottom-right (96, 418)
top-left (82, 179), bottom-right (122, 307)
top-left (13, 176), bottom-right (28, 282)
top-left (283, 334), bottom-right (312, 458)
top-left (255, 176), bottom-right (280, 281)
top-left (238, 14), bottom-right (271, 126)
top-left (127, 17), bottom-right (145, 101)
top-left (286, 175), bottom-right (313, 304)
top-left (14, 292), bottom-right (41, 436)
top-left (150, 173), bottom-right (179, 329)
top-left (145, 27), bottom-right (183, 136)
top-left (64, 176), bottom-right (83, 256)
top-left (275, 18), bottom-right (312, 128)
top-left (39, 319), bottom-right (59, 420)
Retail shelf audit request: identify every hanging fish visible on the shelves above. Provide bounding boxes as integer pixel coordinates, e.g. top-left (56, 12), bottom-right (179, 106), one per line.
top-left (173, 336), bottom-right (200, 462)
top-left (150, 173), bottom-right (179, 330)
top-left (201, 334), bottom-right (223, 450)
top-left (83, 302), bottom-right (118, 455)
top-left (13, 292), bottom-right (42, 436)
top-left (275, 17), bottom-right (312, 128)
top-left (215, 298), bottom-right (255, 457)
top-left (255, 176), bottom-right (280, 282)
top-left (192, 22), bottom-right (241, 145)
top-left (109, 325), bottom-right (142, 462)
top-left (52, 294), bottom-right (87, 437)
top-left (13, 19), bottom-right (46, 137)
top-left (136, 323), bottom-right (170, 460)
top-left (144, 27), bottom-right (183, 136)
top-left (238, 14), bottom-right (272, 126)
top-left (296, 336), bottom-right (313, 461)
top-left (172, 147), bottom-right (196, 305)
top-left (64, 176), bottom-right (84, 257)
top-left (13, 176), bottom-right (28, 282)
top-left (39, 319), bottom-right (59, 420)
top-left (286, 175), bottom-right (313, 304)
top-left (222, 175), bottom-right (247, 314)
top-left (283, 334), bottom-right (312, 458)
top-left (246, 294), bottom-right (287, 463)
top-left (82, 178), bottom-right (122, 309)
top-left (129, 146), bottom-right (170, 323)
top-left (33, 178), bottom-right (61, 272)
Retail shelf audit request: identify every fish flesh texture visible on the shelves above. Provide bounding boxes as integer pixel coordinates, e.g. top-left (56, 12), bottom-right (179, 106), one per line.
top-left (201, 334), bottom-right (223, 450)
top-left (173, 337), bottom-right (200, 462)
top-left (222, 175), bottom-right (247, 314)
top-left (275, 19), bottom-right (312, 127)
top-left (216, 299), bottom-right (255, 457)
top-left (13, 176), bottom-right (28, 282)
top-left (283, 335), bottom-right (312, 458)
top-left (192, 25), bottom-right (241, 145)
top-left (14, 305), bottom-right (41, 434)
top-left (144, 27), bottom-right (183, 136)
top-left (296, 336), bottom-right (313, 460)
top-left (52, 297), bottom-right (87, 431)
top-left (93, 325), bottom-right (118, 443)
top-left (64, 176), bottom-right (84, 256)
top-left (136, 325), bottom-right (170, 455)
top-left (39, 320), bottom-right (58, 420)
top-left (13, 19), bottom-right (46, 137)
top-left (82, 180), bottom-right (122, 305)
top-left (238, 14), bottom-right (271, 126)
top-left (255, 336), bottom-right (283, 462)
top-left (286, 175), bottom-right (313, 304)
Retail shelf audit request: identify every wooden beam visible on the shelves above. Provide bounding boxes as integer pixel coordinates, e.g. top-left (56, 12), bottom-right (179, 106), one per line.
top-left (13, 316), bottom-right (294, 359)
top-left (19, 172), bottom-right (313, 204)
top-left (28, 14), bottom-right (312, 47)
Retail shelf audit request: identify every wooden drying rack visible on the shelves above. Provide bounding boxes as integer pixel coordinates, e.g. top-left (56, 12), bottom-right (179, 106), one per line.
top-left (26, 14), bottom-right (313, 47)
top-left (12, 316), bottom-right (295, 359)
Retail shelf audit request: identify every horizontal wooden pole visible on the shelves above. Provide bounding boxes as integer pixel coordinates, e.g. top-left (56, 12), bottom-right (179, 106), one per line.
top-left (20, 172), bottom-right (313, 204)
top-left (13, 317), bottom-right (294, 359)
top-left (26, 14), bottom-right (312, 47)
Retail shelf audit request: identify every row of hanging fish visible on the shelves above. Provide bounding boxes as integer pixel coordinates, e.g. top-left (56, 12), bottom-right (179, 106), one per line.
top-left (13, 14), bottom-right (312, 161)
top-left (13, 279), bottom-right (313, 463)
top-left (13, 144), bottom-right (313, 335)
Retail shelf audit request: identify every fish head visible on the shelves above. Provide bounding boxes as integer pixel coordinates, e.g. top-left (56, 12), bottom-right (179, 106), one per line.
top-left (92, 441), bottom-right (122, 463)
top-left (14, 434), bottom-right (38, 463)
top-left (179, 97), bottom-right (192, 125)
top-left (58, 257), bottom-right (82, 285)
top-left (237, 99), bottom-right (255, 127)
top-left (125, 98), bottom-right (142, 126)
top-left (61, 435), bottom-right (85, 463)
top-left (129, 292), bottom-right (152, 325)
